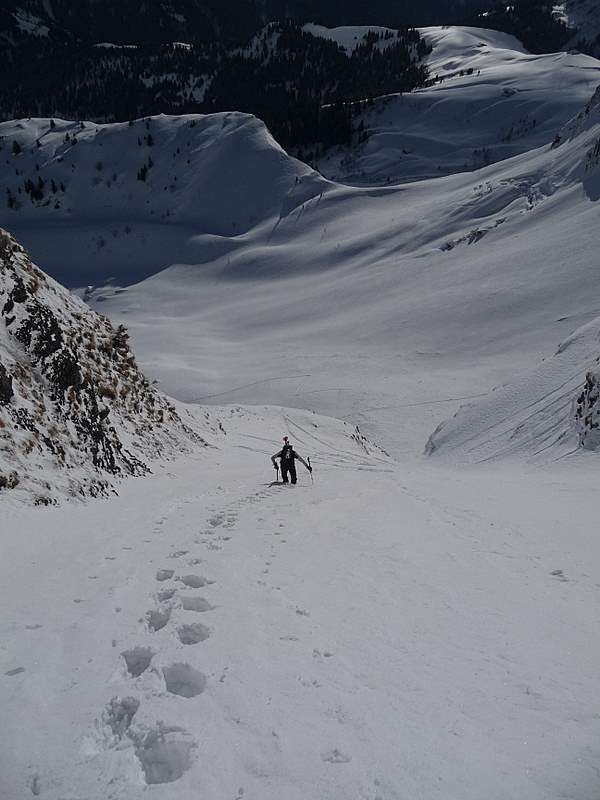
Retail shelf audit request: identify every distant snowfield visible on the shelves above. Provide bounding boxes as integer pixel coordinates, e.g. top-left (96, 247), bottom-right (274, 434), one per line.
top-left (2, 25), bottom-right (600, 800)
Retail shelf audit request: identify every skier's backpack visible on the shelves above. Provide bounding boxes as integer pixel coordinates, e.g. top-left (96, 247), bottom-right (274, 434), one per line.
top-left (281, 444), bottom-right (293, 461)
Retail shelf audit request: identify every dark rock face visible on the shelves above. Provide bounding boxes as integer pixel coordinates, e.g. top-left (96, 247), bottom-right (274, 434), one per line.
top-left (576, 370), bottom-right (600, 449)
top-left (0, 227), bottom-right (205, 502)
top-left (0, 361), bottom-right (13, 403)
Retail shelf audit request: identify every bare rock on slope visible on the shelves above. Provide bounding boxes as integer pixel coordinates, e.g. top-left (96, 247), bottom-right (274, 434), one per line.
top-left (0, 228), bottom-right (206, 503)
top-left (575, 370), bottom-right (600, 450)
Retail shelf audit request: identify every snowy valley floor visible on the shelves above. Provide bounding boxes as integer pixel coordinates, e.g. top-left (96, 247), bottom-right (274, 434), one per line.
top-left (2, 408), bottom-right (599, 800)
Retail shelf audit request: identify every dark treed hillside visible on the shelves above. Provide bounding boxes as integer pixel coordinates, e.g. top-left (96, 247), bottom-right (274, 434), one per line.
top-left (0, 22), bottom-right (430, 150)
top-left (460, 0), bottom-right (574, 53)
top-left (1, 0), bottom-right (578, 152)
top-left (1, 0), bottom-right (487, 52)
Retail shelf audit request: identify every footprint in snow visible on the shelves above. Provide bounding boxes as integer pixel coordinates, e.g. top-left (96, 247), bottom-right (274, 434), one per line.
top-left (156, 569), bottom-right (175, 582)
top-left (179, 575), bottom-right (214, 589)
top-left (131, 723), bottom-right (197, 785)
top-left (321, 749), bottom-right (352, 764)
top-left (551, 569), bottom-right (568, 582)
top-left (163, 663), bottom-right (207, 697)
top-left (102, 696), bottom-right (140, 739)
top-left (181, 596), bottom-right (214, 613)
top-left (313, 649), bottom-right (334, 659)
top-left (122, 646), bottom-right (154, 677)
top-left (30, 773), bottom-right (41, 796)
top-left (146, 608), bottom-right (172, 632)
top-left (168, 550), bottom-right (189, 559)
top-left (156, 588), bottom-right (177, 602)
top-left (177, 622), bottom-right (210, 645)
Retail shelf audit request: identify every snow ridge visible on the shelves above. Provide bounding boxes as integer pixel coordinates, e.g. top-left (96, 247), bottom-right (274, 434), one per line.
top-left (0, 113), bottom-right (324, 285)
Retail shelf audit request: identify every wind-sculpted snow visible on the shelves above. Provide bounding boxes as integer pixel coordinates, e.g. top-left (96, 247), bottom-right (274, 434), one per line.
top-left (0, 228), bottom-right (208, 503)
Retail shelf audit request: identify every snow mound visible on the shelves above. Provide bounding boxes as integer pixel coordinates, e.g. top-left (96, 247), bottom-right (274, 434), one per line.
top-left (0, 228), bottom-right (208, 504)
top-left (425, 317), bottom-right (600, 462)
top-left (0, 113), bottom-right (327, 285)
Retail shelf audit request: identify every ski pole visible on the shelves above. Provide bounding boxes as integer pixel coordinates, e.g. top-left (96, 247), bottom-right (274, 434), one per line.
top-left (307, 457), bottom-right (314, 484)
top-left (276, 464), bottom-right (280, 483)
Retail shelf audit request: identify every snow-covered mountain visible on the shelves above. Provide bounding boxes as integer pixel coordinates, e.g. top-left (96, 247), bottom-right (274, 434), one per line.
top-left (2, 27), bottom-right (600, 462)
top-left (0, 113), bottom-right (324, 284)
top-left (4, 22), bottom-right (600, 800)
top-left (0, 228), bottom-right (214, 504)
top-left (318, 26), bottom-right (600, 183)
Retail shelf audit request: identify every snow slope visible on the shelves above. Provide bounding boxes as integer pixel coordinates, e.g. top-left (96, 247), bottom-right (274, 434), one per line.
top-left (318, 26), bottom-right (600, 184)
top-left (426, 315), bottom-right (600, 461)
top-left (424, 84), bottom-right (600, 461)
top-left (3, 407), bottom-right (600, 800)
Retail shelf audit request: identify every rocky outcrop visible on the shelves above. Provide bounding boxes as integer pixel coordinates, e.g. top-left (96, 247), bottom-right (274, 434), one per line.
top-left (575, 370), bottom-right (600, 449)
top-left (0, 228), bottom-right (209, 503)
top-left (0, 361), bottom-right (13, 403)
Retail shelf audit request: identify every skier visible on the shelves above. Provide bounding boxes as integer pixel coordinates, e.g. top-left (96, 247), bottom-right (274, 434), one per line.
top-left (271, 436), bottom-right (312, 485)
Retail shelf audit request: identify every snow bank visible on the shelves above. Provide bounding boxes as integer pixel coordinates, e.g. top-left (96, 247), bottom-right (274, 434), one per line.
top-left (0, 228), bottom-right (210, 504)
